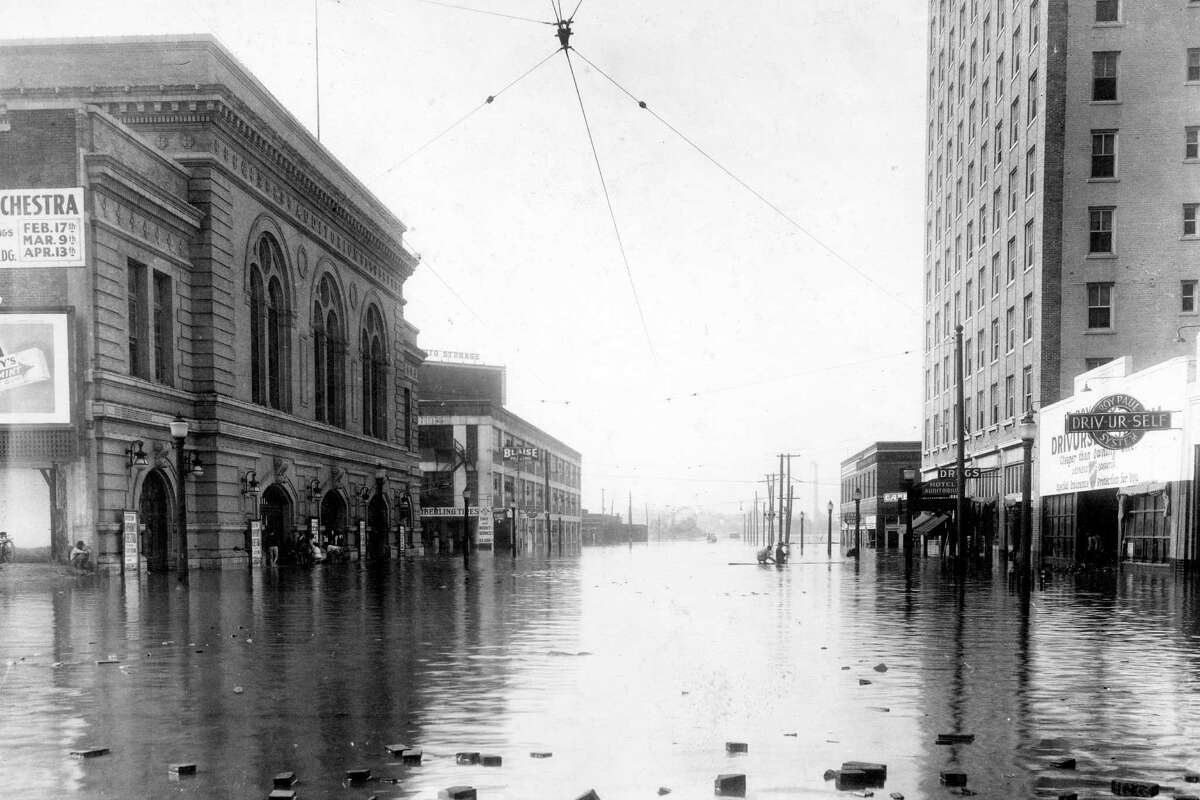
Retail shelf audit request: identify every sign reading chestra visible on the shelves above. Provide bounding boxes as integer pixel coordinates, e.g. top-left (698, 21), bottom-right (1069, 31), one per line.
top-left (0, 188), bottom-right (86, 267)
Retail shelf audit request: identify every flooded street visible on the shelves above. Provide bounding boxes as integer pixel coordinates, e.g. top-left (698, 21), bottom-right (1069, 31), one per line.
top-left (4, 543), bottom-right (1200, 799)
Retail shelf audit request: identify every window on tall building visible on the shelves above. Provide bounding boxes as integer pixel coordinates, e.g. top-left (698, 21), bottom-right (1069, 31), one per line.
top-left (1024, 219), bottom-right (1035, 268)
top-left (978, 267), bottom-right (986, 306)
top-left (967, 219), bottom-right (975, 252)
top-left (1012, 27), bottom-right (1021, 75)
top-left (959, 64), bottom-right (966, 100)
top-left (1023, 293), bottom-right (1034, 340)
top-left (991, 251), bottom-right (1001, 295)
top-left (128, 259), bottom-right (147, 379)
top-left (1022, 366), bottom-right (1033, 413)
top-left (977, 328), bottom-right (986, 368)
top-left (997, 54), bottom-right (1005, 98)
top-left (957, 122), bottom-right (964, 159)
top-left (1027, 72), bottom-right (1038, 121)
top-left (313, 273), bottom-right (347, 427)
top-left (1009, 168), bottom-right (1018, 214)
top-left (956, 179), bottom-right (963, 215)
top-left (1183, 280), bottom-right (1197, 312)
top-left (1189, 49), bottom-right (1200, 82)
top-left (1091, 130), bottom-right (1116, 177)
top-left (1010, 98), bottom-right (1020, 143)
top-left (1188, 127), bottom-right (1200, 160)
top-left (934, 362), bottom-right (941, 393)
top-left (979, 205), bottom-right (988, 245)
top-left (248, 234), bottom-right (289, 410)
top-left (964, 396), bottom-right (973, 433)
top-left (1096, 0), bottom-right (1118, 22)
top-left (983, 16), bottom-right (991, 53)
top-left (977, 388), bottom-right (986, 429)
top-left (1085, 357), bottom-right (1114, 370)
top-left (1006, 306), bottom-right (1016, 351)
top-left (360, 304), bottom-right (388, 440)
top-left (1185, 203), bottom-right (1200, 236)
top-left (991, 317), bottom-right (1000, 360)
top-left (1030, 0), bottom-right (1039, 45)
top-left (981, 142), bottom-right (989, 177)
top-left (1005, 374), bottom-right (1016, 418)
top-left (933, 413), bottom-right (941, 446)
top-left (1026, 146), bottom-right (1037, 196)
top-left (971, 41), bottom-right (978, 80)
top-left (997, 0), bottom-right (1005, 30)
top-left (1089, 207), bottom-right (1114, 253)
top-left (1007, 236), bottom-right (1017, 282)
top-left (982, 79), bottom-right (990, 116)
top-left (969, 102), bottom-right (977, 141)
top-left (1093, 52), bottom-right (1118, 101)
top-left (956, 235), bottom-right (963, 271)
top-left (945, 301), bottom-right (951, 334)
top-left (966, 279), bottom-right (975, 315)
top-left (1087, 282), bottom-right (1114, 329)
top-left (995, 121), bottom-right (1004, 162)
top-left (152, 271), bottom-right (174, 387)
top-left (990, 382), bottom-right (1000, 425)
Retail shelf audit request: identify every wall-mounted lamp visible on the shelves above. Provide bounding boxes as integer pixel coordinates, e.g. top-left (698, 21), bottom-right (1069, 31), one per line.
top-left (374, 463), bottom-right (387, 484)
top-left (1176, 324), bottom-right (1200, 343)
top-left (241, 469), bottom-right (260, 497)
top-left (126, 440), bottom-right (148, 468)
top-left (184, 450), bottom-right (204, 477)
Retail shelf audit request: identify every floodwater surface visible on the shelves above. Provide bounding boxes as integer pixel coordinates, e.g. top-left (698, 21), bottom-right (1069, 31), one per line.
top-left (3, 542), bottom-right (1200, 798)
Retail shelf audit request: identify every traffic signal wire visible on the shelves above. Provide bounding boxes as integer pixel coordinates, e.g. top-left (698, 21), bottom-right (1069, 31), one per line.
top-left (382, 47), bottom-right (561, 176)
top-left (561, 46), bottom-right (658, 364)
top-left (570, 48), bottom-right (909, 308)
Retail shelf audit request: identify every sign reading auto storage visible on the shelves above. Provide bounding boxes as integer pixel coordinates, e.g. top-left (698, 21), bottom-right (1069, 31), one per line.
top-left (1040, 360), bottom-right (1186, 496)
top-left (0, 188), bottom-right (86, 268)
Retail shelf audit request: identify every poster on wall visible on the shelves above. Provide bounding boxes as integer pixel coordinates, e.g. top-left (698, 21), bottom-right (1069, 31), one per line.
top-left (476, 505), bottom-right (494, 548)
top-left (1040, 361), bottom-right (1187, 496)
top-left (0, 188), bottom-right (86, 268)
top-left (0, 312), bottom-right (71, 424)
top-left (122, 510), bottom-right (139, 572)
top-left (248, 519), bottom-right (262, 567)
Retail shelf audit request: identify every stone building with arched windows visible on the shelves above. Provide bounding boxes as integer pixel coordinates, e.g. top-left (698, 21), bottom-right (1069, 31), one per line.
top-left (0, 36), bottom-right (425, 570)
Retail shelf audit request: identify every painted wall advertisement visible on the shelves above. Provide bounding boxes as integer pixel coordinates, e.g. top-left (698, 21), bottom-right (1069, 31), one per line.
top-left (0, 188), bottom-right (86, 268)
top-left (1040, 361), bottom-right (1187, 496)
top-left (0, 312), bottom-right (71, 424)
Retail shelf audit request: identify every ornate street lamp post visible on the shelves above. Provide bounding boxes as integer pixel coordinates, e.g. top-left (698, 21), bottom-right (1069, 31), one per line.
top-left (1018, 411), bottom-right (1037, 587)
top-left (853, 486), bottom-right (862, 561)
top-left (826, 500), bottom-right (833, 559)
top-left (462, 486), bottom-right (472, 570)
top-left (169, 416), bottom-right (191, 578)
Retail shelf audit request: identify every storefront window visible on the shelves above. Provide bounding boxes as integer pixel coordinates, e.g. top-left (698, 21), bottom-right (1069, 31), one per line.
top-left (1122, 492), bottom-right (1170, 563)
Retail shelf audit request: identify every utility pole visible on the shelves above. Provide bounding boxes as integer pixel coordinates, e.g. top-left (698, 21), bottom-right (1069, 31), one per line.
top-left (955, 323), bottom-right (967, 574)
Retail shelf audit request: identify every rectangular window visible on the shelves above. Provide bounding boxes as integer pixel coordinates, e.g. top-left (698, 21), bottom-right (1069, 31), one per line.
top-left (1024, 219), bottom-right (1035, 268)
top-left (1087, 282), bottom-right (1113, 329)
top-left (995, 121), bottom-right (1004, 162)
top-left (932, 413), bottom-right (940, 446)
top-left (977, 328), bottom-right (986, 367)
top-left (1030, 0), bottom-right (1039, 45)
top-left (966, 279), bottom-right (975, 315)
top-left (982, 79), bottom-right (990, 117)
top-left (1007, 236), bottom-right (1018, 281)
top-left (971, 40), bottom-right (978, 80)
top-left (979, 205), bottom-right (988, 244)
top-left (978, 267), bottom-right (986, 306)
top-left (1096, 0), bottom-right (1118, 22)
top-left (997, 54), bottom-right (1005, 98)
top-left (1027, 72), bottom-right (1038, 122)
top-left (1022, 365), bottom-right (1033, 413)
top-left (152, 270), bottom-right (174, 386)
top-left (997, 0), bottom-right (1004, 30)
top-left (967, 219), bottom-right (975, 253)
top-left (959, 63), bottom-right (966, 100)
top-left (969, 102), bottom-right (977, 142)
top-left (1010, 98), bottom-right (1020, 143)
top-left (1184, 280), bottom-right (1197, 313)
top-left (1188, 127), bottom-right (1199, 160)
top-left (964, 396), bottom-right (972, 434)
top-left (934, 362), bottom-right (941, 394)
top-left (945, 301), bottom-right (951, 335)
top-left (991, 317), bottom-right (1000, 360)
top-left (1004, 305), bottom-right (1015, 352)
top-left (1186, 204), bottom-right (1199, 236)
top-left (1089, 207), bottom-right (1114, 253)
top-left (981, 142), bottom-right (989, 177)
top-left (1009, 167), bottom-right (1018, 214)
top-left (977, 388), bottom-right (986, 429)
top-left (1091, 130), bottom-right (1116, 177)
top-left (1093, 52), bottom-right (1118, 101)
top-left (990, 382), bottom-right (1000, 424)
top-left (983, 15), bottom-right (991, 53)
top-left (1026, 146), bottom-right (1037, 196)
top-left (957, 122), bottom-right (964, 159)
top-left (1189, 49), bottom-right (1200, 82)
top-left (956, 178), bottom-right (963, 215)
top-left (1012, 27), bottom-right (1021, 75)
top-left (127, 259), bottom-right (148, 379)
top-left (991, 251), bottom-right (1001, 295)
top-left (1005, 374), bottom-right (1016, 418)
top-left (1023, 292), bottom-right (1034, 340)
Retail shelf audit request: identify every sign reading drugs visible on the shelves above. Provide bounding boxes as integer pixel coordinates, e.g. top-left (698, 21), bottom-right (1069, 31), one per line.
top-left (0, 189), bottom-right (86, 268)
top-left (1040, 361), bottom-right (1187, 496)
top-left (0, 312), bottom-right (71, 424)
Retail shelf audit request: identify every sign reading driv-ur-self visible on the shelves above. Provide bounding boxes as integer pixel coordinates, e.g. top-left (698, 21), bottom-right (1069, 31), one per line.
top-left (0, 188), bottom-right (86, 267)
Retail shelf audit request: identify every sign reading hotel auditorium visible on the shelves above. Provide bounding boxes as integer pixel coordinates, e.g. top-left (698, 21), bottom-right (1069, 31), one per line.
top-left (0, 312), bottom-right (72, 424)
top-left (1040, 362), bottom-right (1186, 497)
top-left (0, 189), bottom-right (86, 268)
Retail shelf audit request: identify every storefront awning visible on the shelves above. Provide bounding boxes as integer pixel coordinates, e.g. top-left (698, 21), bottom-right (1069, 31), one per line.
top-left (1116, 481), bottom-right (1168, 496)
top-left (912, 512), bottom-right (949, 537)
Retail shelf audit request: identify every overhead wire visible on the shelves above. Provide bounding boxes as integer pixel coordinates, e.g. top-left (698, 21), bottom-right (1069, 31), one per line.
top-left (382, 47), bottom-right (560, 176)
top-left (571, 48), bottom-right (911, 309)
top-left (561, 45), bottom-right (658, 363)
top-left (417, 0), bottom-right (553, 25)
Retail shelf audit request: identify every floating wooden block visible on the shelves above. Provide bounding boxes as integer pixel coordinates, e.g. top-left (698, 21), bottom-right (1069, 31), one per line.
top-left (889, 793), bottom-right (905, 800)
top-left (345, 767), bottom-right (371, 782)
top-left (481, 755), bottom-right (502, 767)
top-left (438, 787), bottom-right (477, 800)
top-left (401, 748), bottom-right (423, 765)
top-left (267, 792), bottom-right (296, 800)
top-left (725, 742), bottom-right (748, 754)
top-left (940, 771), bottom-right (968, 787)
top-left (1110, 780), bottom-right (1159, 797)
top-left (836, 771), bottom-right (870, 791)
top-left (530, 752), bottom-right (553, 758)
top-left (1050, 757), bottom-right (1076, 770)
top-left (70, 748), bottom-right (110, 759)
top-left (376, 774), bottom-right (401, 784)
top-left (842, 761), bottom-right (887, 783)
top-left (936, 733), bottom-right (975, 745)
top-left (1174, 795), bottom-right (1199, 800)
top-left (714, 773), bottom-right (746, 796)
top-left (168, 763), bottom-right (196, 775)
top-left (1187, 775), bottom-right (1200, 783)
top-left (574, 791), bottom-right (600, 800)
top-left (1056, 793), bottom-right (1077, 800)
top-left (455, 752), bottom-right (480, 765)
top-left (272, 772), bottom-right (297, 788)
top-left (384, 743), bottom-right (409, 756)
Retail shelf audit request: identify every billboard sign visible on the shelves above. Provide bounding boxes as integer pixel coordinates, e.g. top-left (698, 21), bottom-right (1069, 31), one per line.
top-left (0, 188), bottom-right (86, 267)
top-left (0, 312), bottom-right (71, 424)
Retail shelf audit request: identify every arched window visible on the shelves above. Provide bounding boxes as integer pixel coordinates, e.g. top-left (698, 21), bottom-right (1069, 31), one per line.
top-left (248, 234), bottom-right (290, 410)
top-left (361, 305), bottom-right (388, 439)
top-left (313, 274), bottom-right (346, 427)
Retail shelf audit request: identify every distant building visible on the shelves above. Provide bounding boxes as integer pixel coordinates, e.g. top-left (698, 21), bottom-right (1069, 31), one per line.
top-left (921, 1), bottom-right (1200, 562)
top-left (581, 511), bottom-right (647, 546)
top-left (418, 361), bottom-right (581, 554)
top-left (0, 36), bottom-right (423, 570)
top-left (840, 442), bottom-right (922, 551)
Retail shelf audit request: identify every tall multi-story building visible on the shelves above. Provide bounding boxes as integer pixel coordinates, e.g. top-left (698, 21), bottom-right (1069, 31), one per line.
top-left (418, 360), bottom-right (582, 555)
top-left (921, 0), bottom-right (1200, 564)
top-left (0, 36), bottom-right (424, 570)
top-left (839, 441), bottom-right (922, 551)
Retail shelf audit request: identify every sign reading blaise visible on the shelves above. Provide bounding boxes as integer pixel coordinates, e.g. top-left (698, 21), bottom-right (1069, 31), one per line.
top-left (1064, 393), bottom-right (1172, 451)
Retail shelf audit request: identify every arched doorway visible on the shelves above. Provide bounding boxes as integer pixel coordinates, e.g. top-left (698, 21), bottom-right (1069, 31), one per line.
top-left (139, 469), bottom-right (173, 572)
top-left (319, 491), bottom-right (347, 547)
top-left (368, 493), bottom-right (389, 559)
top-left (261, 483), bottom-right (293, 549)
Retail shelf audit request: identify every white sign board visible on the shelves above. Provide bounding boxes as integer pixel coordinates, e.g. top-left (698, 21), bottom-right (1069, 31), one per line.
top-left (1040, 360), bottom-right (1187, 496)
top-left (122, 510), bottom-right (139, 572)
top-left (476, 507), bottom-right (494, 547)
top-left (0, 188), bottom-right (86, 267)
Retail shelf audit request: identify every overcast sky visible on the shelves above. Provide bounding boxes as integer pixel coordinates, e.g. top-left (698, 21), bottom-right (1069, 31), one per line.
top-left (6, 0), bottom-right (928, 523)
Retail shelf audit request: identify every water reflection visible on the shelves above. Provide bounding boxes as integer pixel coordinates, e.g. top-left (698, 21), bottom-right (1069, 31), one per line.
top-left (2, 547), bottom-right (1200, 798)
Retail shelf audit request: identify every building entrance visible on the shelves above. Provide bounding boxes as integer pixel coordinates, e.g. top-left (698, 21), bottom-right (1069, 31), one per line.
top-left (139, 469), bottom-right (173, 572)
top-left (368, 494), bottom-right (388, 559)
top-left (319, 492), bottom-right (347, 547)
top-left (260, 484), bottom-right (292, 545)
